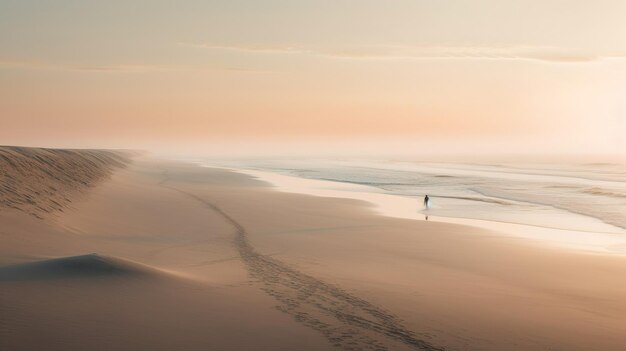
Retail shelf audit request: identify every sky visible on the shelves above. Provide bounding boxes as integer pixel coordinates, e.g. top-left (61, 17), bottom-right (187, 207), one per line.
top-left (1, 0), bottom-right (626, 157)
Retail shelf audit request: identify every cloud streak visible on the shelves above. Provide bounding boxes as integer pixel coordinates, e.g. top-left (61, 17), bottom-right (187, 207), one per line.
top-left (4, 44), bottom-right (623, 75)
top-left (180, 42), bottom-right (626, 63)
top-left (0, 59), bottom-right (268, 73)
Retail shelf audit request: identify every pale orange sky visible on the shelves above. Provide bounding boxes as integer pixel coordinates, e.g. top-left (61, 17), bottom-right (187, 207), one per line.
top-left (1, 0), bottom-right (626, 156)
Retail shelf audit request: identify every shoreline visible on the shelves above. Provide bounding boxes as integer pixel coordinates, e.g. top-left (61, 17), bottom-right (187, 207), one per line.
top-left (220, 166), bottom-right (626, 255)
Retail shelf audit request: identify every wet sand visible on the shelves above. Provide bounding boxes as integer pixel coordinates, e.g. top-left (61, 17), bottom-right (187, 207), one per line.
top-left (3, 151), bottom-right (626, 350)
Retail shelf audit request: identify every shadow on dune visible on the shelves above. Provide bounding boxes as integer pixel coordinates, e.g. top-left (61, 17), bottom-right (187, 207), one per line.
top-left (0, 254), bottom-right (159, 282)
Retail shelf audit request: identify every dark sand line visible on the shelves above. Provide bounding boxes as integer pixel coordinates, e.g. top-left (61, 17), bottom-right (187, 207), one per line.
top-left (160, 179), bottom-right (444, 351)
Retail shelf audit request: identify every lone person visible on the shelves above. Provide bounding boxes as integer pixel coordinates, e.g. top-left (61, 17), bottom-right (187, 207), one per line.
top-left (424, 194), bottom-right (430, 209)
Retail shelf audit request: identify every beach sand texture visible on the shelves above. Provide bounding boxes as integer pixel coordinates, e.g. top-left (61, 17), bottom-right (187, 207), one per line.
top-left (2, 146), bottom-right (626, 350)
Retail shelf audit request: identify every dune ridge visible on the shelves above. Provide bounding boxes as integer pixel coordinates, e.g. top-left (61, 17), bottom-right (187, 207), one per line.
top-left (0, 253), bottom-right (165, 282)
top-left (0, 146), bottom-right (131, 218)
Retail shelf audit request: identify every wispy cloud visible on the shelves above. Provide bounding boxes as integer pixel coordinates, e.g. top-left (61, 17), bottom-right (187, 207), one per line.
top-left (0, 59), bottom-right (268, 73)
top-left (4, 44), bottom-right (622, 75)
top-left (0, 60), bottom-right (165, 72)
top-left (179, 42), bottom-right (626, 63)
top-left (180, 42), bottom-right (318, 56)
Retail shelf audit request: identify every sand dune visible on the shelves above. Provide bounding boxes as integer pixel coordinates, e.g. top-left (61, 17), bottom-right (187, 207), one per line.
top-left (0, 146), bottom-right (130, 218)
top-left (0, 254), bottom-right (164, 281)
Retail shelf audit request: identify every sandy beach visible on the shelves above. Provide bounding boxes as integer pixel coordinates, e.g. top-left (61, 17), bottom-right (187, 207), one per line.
top-left (3, 147), bottom-right (626, 350)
